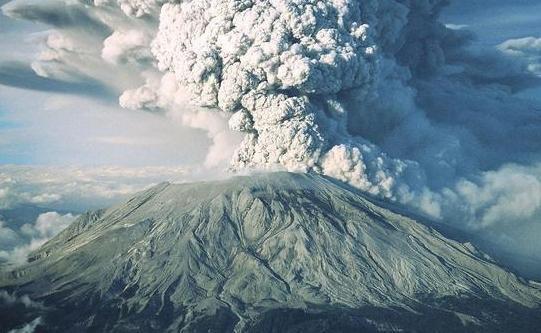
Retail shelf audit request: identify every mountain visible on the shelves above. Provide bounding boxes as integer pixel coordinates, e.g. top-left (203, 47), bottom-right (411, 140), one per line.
top-left (1, 172), bottom-right (540, 332)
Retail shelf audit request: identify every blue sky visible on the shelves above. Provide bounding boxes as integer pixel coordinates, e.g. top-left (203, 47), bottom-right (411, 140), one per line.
top-left (444, 0), bottom-right (541, 45)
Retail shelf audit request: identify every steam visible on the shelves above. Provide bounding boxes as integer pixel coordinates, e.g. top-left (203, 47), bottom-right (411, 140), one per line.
top-left (2, 0), bottom-right (541, 274)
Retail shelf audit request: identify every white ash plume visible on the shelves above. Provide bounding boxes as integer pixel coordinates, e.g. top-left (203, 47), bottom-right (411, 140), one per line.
top-left (151, 0), bottom-right (431, 198)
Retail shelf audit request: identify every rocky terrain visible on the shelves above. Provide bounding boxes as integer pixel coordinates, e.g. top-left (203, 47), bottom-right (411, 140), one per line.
top-left (1, 172), bottom-right (540, 332)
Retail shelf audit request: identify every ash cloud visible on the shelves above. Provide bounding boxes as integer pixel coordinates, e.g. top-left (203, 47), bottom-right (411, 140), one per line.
top-left (151, 0), bottom-right (423, 198)
top-left (2, 0), bottom-right (541, 275)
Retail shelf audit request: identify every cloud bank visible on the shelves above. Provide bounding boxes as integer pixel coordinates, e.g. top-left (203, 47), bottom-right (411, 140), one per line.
top-left (1, 0), bottom-right (541, 275)
top-left (0, 165), bottom-right (192, 211)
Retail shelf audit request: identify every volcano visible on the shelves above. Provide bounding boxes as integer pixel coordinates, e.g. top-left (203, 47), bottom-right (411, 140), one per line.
top-left (1, 172), bottom-right (540, 332)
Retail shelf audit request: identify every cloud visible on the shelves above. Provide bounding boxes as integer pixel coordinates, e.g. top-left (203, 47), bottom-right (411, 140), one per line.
top-left (89, 135), bottom-right (165, 146)
top-left (445, 24), bottom-right (468, 30)
top-left (2, 0), bottom-right (110, 33)
top-left (1, 0), bottom-right (238, 167)
top-left (0, 61), bottom-right (115, 98)
top-left (148, 0), bottom-right (541, 200)
top-left (0, 220), bottom-right (23, 250)
top-left (1, 0), bottom-right (156, 99)
top-left (119, 72), bottom-right (244, 167)
top-left (101, 30), bottom-right (153, 65)
top-left (21, 212), bottom-right (75, 239)
top-left (0, 290), bottom-right (44, 333)
top-left (499, 36), bottom-right (541, 76)
top-left (421, 164), bottom-right (541, 228)
top-left (95, 0), bottom-right (170, 18)
top-left (0, 87), bottom-right (213, 166)
top-left (0, 212), bottom-right (76, 265)
top-left (442, 0), bottom-right (541, 47)
top-left (0, 165), bottom-right (195, 211)
top-left (152, 0), bottom-right (381, 174)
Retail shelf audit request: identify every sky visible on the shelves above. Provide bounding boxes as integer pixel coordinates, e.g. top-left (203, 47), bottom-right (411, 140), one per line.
top-left (443, 0), bottom-right (541, 102)
top-left (0, 0), bottom-right (540, 277)
top-left (444, 0), bottom-right (541, 45)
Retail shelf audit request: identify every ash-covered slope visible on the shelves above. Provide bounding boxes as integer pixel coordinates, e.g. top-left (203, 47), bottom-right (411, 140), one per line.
top-left (1, 172), bottom-right (541, 332)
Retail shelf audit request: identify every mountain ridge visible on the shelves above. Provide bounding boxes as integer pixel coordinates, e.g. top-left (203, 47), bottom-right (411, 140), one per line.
top-left (1, 172), bottom-right (540, 332)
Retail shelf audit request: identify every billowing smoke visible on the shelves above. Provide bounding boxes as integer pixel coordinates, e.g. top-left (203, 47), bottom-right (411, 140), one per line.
top-left (150, 0), bottom-right (437, 199)
top-left (2, 0), bottom-right (541, 275)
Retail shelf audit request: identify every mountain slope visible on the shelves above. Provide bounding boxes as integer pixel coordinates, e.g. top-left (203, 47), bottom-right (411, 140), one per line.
top-left (1, 172), bottom-right (540, 332)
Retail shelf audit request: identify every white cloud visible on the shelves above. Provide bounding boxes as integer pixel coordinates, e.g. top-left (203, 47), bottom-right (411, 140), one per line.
top-left (97, 0), bottom-right (171, 18)
top-left (499, 36), bottom-right (541, 76)
top-left (152, 0), bottom-right (380, 175)
top-left (119, 72), bottom-right (244, 167)
top-left (445, 24), bottom-right (468, 30)
top-left (441, 164), bottom-right (541, 229)
top-left (90, 135), bottom-right (164, 146)
top-left (0, 87), bottom-right (211, 167)
top-left (21, 212), bottom-right (75, 238)
top-left (0, 212), bottom-right (76, 265)
top-left (102, 30), bottom-right (152, 65)
top-left (0, 164), bottom-right (196, 211)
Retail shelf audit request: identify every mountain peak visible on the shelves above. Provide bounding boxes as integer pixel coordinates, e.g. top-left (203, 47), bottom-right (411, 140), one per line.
top-left (1, 172), bottom-right (540, 332)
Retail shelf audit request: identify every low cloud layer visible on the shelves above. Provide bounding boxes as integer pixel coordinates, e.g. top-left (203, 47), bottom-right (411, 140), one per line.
top-left (0, 165), bottom-right (193, 211)
top-left (1, 0), bottom-right (541, 276)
